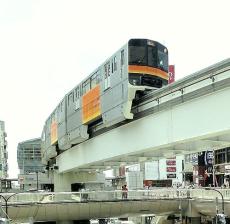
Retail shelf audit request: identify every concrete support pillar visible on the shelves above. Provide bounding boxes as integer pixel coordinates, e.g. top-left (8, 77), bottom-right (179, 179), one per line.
top-left (190, 217), bottom-right (201, 224)
top-left (53, 171), bottom-right (105, 192)
top-left (54, 172), bottom-right (73, 192)
top-left (113, 167), bottom-right (120, 177)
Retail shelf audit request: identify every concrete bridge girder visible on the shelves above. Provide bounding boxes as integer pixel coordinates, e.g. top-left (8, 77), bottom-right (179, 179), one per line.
top-left (56, 86), bottom-right (230, 174)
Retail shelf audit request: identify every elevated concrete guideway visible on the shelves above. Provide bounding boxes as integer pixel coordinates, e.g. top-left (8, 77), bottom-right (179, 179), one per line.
top-left (56, 58), bottom-right (230, 173)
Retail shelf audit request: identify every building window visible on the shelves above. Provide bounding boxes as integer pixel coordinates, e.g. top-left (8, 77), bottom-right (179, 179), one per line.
top-left (215, 148), bottom-right (226, 165)
top-left (226, 147), bottom-right (230, 163)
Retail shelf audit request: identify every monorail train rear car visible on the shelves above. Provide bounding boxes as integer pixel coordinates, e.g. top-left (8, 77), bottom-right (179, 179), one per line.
top-left (41, 38), bottom-right (169, 165)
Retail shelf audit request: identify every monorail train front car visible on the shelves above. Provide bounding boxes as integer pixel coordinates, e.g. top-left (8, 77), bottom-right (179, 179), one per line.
top-left (128, 39), bottom-right (168, 88)
top-left (41, 39), bottom-right (169, 165)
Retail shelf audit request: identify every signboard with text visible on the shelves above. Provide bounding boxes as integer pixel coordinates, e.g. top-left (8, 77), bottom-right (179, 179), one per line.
top-left (167, 167), bottom-right (176, 172)
top-left (168, 65), bottom-right (175, 84)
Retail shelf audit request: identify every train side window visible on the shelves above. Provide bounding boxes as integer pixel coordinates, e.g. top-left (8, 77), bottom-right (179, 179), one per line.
top-left (51, 110), bottom-right (57, 123)
top-left (79, 85), bottom-right (82, 96)
top-left (114, 56), bottom-right (117, 71)
top-left (83, 79), bottom-right (91, 94)
top-left (61, 101), bottom-right (63, 112)
top-left (91, 72), bottom-right (97, 88)
top-left (57, 103), bottom-right (61, 114)
top-left (68, 92), bottom-right (74, 106)
top-left (106, 62), bottom-right (111, 77)
top-left (57, 100), bottom-right (64, 121)
top-left (96, 71), bottom-right (101, 84)
top-left (121, 50), bottom-right (125, 66)
top-left (75, 86), bottom-right (80, 99)
top-left (58, 102), bottom-right (62, 114)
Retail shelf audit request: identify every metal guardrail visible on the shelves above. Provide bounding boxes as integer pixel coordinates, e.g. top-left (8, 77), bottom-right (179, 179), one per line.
top-left (1, 188), bottom-right (230, 205)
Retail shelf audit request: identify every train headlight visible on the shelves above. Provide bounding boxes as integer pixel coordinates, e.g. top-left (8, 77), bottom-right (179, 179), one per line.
top-left (133, 79), bottom-right (137, 85)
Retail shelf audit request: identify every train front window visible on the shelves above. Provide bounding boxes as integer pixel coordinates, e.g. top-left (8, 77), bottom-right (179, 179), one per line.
top-left (157, 49), bottom-right (168, 72)
top-left (129, 46), bottom-right (147, 65)
top-left (147, 46), bottom-right (157, 67)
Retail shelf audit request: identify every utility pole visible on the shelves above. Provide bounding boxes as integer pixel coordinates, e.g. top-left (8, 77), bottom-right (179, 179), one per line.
top-left (36, 171), bottom-right (39, 191)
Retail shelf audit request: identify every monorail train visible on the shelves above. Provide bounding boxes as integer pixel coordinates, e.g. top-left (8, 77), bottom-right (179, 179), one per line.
top-left (41, 38), bottom-right (169, 164)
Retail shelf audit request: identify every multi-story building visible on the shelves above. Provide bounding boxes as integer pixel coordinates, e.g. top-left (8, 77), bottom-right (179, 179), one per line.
top-left (0, 120), bottom-right (8, 178)
top-left (214, 147), bottom-right (230, 187)
top-left (109, 155), bottom-right (185, 190)
top-left (17, 138), bottom-right (54, 191)
top-left (17, 138), bottom-right (43, 174)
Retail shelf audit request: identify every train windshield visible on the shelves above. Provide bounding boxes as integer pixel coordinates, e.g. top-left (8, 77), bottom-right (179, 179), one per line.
top-left (128, 39), bottom-right (168, 72)
top-left (157, 45), bottom-right (168, 72)
top-left (129, 45), bottom-right (147, 65)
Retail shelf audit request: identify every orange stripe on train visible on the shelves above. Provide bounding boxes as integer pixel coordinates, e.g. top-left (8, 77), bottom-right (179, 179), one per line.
top-left (50, 121), bottom-right (58, 145)
top-left (129, 65), bottom-right (168, 80)
top-left (82, 85), bottom-right (101, 124)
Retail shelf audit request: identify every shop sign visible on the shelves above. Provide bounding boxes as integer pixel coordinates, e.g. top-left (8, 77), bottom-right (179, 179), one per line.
top-left (204, 151), bottom-right (213, 165)
top-left (166, 160), bottom-right (176, 165)
top-left (167, 174), bottom-right (176, 178)
top-left (168, 65), bottom-right (175, 84)
top-left (167, 167), bottom-right (176, 172)
top-left (192, 153), bottom-right (198, 165)
top-left (206, 166), bottom-right (213, 174)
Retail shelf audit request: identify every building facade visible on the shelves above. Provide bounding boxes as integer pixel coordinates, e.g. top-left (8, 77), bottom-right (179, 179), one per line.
top-left (214, 147), bottom-right (230, 187)
top-left (17, 138), bottom-right (54, 191)
top-left (0, 120), bottom-right (8, 178)
top-left (17, 138), bottom-right (43, 174)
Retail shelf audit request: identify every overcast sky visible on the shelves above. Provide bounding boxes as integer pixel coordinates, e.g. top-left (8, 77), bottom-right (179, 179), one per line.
top-left (0, 0), bottom-right (229, 178)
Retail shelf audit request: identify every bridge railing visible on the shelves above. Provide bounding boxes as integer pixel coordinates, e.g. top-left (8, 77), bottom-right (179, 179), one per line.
top-left (1, 188), bottom-right (230, 204)
top-left (188, 188), bottom-right (230, 199)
